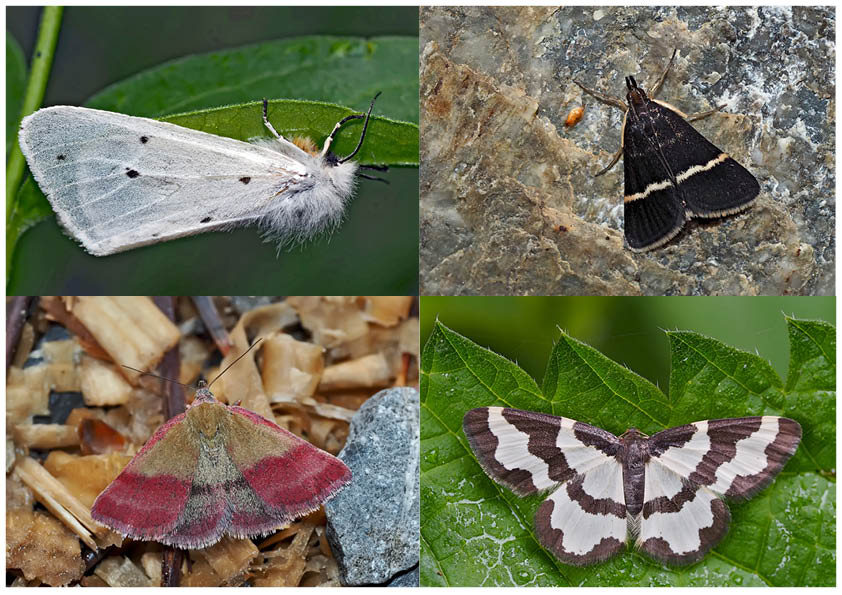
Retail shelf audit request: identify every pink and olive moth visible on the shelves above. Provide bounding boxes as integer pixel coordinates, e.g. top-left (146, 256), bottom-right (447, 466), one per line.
top-left (91, 381), bottom-right (351, 549)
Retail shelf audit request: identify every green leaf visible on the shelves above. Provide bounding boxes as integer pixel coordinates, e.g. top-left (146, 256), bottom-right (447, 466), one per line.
top-left (86, 36), bottom-right (419, 123)
top-left (6, 33), bottom-right (26, 156)
top-left (420, 319), bottom-right (835, 586)
top-left (6, 178), bottom-right (52, 275)
top-left (164, 99), bottom-right (418, 166)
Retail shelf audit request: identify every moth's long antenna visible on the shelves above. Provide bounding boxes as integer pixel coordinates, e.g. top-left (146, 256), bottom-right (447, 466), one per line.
top-left (122, 366), bottom-right (191, 387)
top-left (207, 338), bottom-right (263, 389)
top-left (339, 92), bottom-right (381, 164)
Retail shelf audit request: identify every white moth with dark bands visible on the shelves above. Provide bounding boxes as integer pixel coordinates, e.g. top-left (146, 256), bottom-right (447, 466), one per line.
top-left (463, 407), bottom-right (801, 566)
top-left (18, 95), bottom-right (387, 256)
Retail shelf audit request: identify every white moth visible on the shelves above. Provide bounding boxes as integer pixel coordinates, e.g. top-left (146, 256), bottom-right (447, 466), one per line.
top-left (18, 95), bottom-right (386, 256)
top-left (464, 407), bottom-right (802, 566)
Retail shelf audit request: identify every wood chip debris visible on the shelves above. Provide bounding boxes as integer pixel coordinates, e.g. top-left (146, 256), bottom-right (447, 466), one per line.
top-left (5, 296), bottom-right (418, 587)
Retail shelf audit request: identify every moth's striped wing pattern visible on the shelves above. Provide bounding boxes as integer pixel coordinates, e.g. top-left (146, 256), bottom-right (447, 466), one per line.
top-left (638, 417), bottom-right (802, 564)
top-left (463, 407), bottom-right (628, 565)
top-left (463, 407), bottom-right (801, 566)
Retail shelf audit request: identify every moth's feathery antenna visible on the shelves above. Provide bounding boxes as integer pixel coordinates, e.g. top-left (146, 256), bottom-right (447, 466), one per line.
top-left (207, 337), bottom-right (263, 389)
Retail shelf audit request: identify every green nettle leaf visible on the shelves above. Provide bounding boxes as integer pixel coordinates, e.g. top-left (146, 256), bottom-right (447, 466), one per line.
top-left (420, 318), bottom-right (835, 587)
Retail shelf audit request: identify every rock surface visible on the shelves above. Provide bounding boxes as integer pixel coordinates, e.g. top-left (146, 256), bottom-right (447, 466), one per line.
top-left (325, 387), bottom-right (420, 586)
top-left (420, 6), bottom-right (834, 295)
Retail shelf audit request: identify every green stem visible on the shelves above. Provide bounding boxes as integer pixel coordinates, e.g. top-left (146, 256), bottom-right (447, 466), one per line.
top-left (6, 6), bottom-right (63, 231)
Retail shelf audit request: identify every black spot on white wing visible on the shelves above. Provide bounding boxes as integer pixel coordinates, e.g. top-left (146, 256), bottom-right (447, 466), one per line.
top-left (636, 460), bottom-right (730, 565)
top-left (649, 417), bottom-right (801, 500)
top-left (534, 463), bottom-right (627, 566)
top-left (140, 135), bottom-right (149, 144)
top-left (125, 168), bottom-right (140, 178)
top-left (462, 407), bottom-right (620, 496)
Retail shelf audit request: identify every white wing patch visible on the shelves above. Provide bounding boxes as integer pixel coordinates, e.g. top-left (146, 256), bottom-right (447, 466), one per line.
top-left (710, 416), bottom-right (780, 494)
top-left (486, 408), bottom-right (555, 491)
top-left (535, 460), bottom-right (627, 565)
top-left (637, 460), bottom-right (722, 561)
top-left (650, 420), bottom-right (711, 479)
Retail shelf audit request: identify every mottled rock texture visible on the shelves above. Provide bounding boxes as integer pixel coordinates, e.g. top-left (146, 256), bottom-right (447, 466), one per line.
top-left (420, 6), bottom-right (834, 295)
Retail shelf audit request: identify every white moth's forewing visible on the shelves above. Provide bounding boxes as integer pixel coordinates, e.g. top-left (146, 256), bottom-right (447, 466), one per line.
top-left (19, 106), bottom-right (357, 256)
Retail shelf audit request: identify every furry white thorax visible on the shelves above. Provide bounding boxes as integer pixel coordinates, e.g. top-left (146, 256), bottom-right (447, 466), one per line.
top-left (247, 137), bottom-right (358, 246)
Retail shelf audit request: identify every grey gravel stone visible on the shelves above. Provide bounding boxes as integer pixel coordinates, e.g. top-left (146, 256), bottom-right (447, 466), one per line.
top-left (325, 387), bottom-right (420, 586)
top-left (420, 6), bottom-right (834, 295)
top-left (386, 566), bottom-right (420, 587)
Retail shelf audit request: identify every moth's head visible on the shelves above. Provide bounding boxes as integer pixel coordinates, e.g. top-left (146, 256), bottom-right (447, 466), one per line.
top-left (625, 76), bottom-right (649, 106)
top-left (621, 427), bottom-right (649, 440)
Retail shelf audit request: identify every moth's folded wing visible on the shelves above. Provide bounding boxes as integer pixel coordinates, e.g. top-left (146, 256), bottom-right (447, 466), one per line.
top-left (637, 459), bottom-right (729, 565)
top-left (462, 407), bottom-right (621, 496)
top-left (91, 412), bottom-right (197, 542)
top-left (653, 105), bottom-right (760, 217)
top-left (622, 115), bottom-right (686, 251)
top-left (535, 465), bottom-right (628, 566)
top-left (18, 106), bottom-right (308, 255)
top-left (225, 405), bottom-right (351, 534)
top-left (649, 416), bottom-right (802, 500)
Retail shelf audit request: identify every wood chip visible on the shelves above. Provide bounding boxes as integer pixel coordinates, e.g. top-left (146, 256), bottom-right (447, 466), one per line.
top-left (94, 556), bottom-right (154, 587)
top-left (262, 332), bottom-right (324, 403)
top-left (361, 296), bottom-right (413, 326)
top-left (6, 509), bottom-right (86, 586)
top-left (320, 353), bottom-right (392, 391)
top-left (79, 356), bottom-right (133, 406)
top-left (182, 537), bottom-right (259, 586)
top-left (12, 424), bottom-right (79, 449)
top-left (71, 296), bottom-right (180, 382)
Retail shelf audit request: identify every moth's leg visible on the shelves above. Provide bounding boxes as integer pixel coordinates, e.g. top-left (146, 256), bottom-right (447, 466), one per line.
top-left (573, 78), bottom-right (626, 176)
top-left (262, 98), bottom-right (313, 153)
top-left (323, 91), bottom-right (381, 161)
top-left (574, 80), bottom-right (627, 112)
top-left (687, 104), bottom-right (727, 122)
top-left (262, 98), bottom-right (285, 140)
top-left (649, 48), bottom-right (678, 98)
top-left (321, 113), bottom-right (363, 156)
top-left (594, 145), bottom-right (624, 177)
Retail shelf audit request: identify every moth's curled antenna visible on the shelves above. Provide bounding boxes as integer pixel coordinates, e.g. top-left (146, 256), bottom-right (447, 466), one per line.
top-left (207, 337), bottom-right (263, 389)
top-left (339, 91), bottom-right (382, 164)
